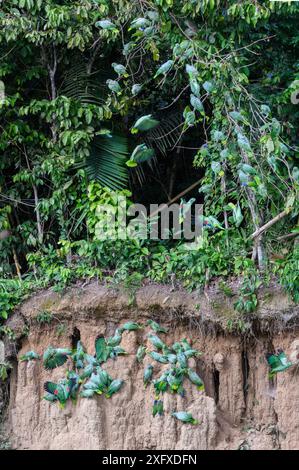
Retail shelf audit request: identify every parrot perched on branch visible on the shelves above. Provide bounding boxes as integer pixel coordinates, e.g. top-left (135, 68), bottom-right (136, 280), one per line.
top-left (154, 60), bottom-right (174, 79)
top-left (95, 20), bottom-right (117, 31)
top-left (106, 79), bottom-right (121, 94)
top-left (111, 63), bottom-right (128, 77)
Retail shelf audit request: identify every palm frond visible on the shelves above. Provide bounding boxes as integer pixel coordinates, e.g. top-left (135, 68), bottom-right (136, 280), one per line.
top-left (84, 134), bottom-right (129, 190)
top-left (59, 61), bottom-right (110, 105)
top-left (144, 113), bottom-right (182, 155)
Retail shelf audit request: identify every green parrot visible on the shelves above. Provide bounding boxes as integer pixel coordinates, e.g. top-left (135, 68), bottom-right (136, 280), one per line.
top-left (85, 354), bottom-right (98, 366)
top-left (66, 371), bottom-right (80, 402)
top-left (131, 115), bottom-right (159, 133)
top-left (109, 346), bottom-right (127, 360)
top-left (142, 26), bottom-right (155, 37)
top-left (143, 364), bottom-right (154, 387)
top-left (146, 10), bottom-right (159, 22)
top-left (106, 329), bottom-right (122, 347)
top-left (106, 79), bottom-right (121, 94)
top-left (112, 63), bottom-right (128, 77)
top-left (136, 345), bottom-right (147, 363)
top-left (201, 215), bottom-right (224, 231)
top-left (177, 352), bottom-right (188, 369)
top-left (266, 350), bottom-right (293, 378)
top-left (123, 41), bottom-right (135, 56)
top-left (105, 379), bottom-right (123, 398)
top-left (129, 144), bottom-right (155, 165)
top-left (43, 377), bottom-right (77, 408)
top-left (146, 319), bottom-right (168, 334)
top-left (119, 321), bottom-right (142, 332)
top-left (172, 411), bottom-right (198, 425)
top-left (202, 81), bottom-right (214, 93)
top-left (152, 399), bottom-right (164, 417)
top-left (79, 363), bottom-right (94, 383)
top-left (95, 336), bottom-right (111, 363)
top-left (130, 17), bottom-right (150, 30)
top-left (19, 351), bottom-right (40, 362)
top-left (238, 170), bottom-right (250, 186)
top-left (167, 371), bottom-right (183, 393)
top-left (184, 349), bottom-right (200, 359)
top-left (185, 64), bottom-right (198, 78)
top-left (132, 84), bottom-right (142, 96)
top-left (43, 346), bottom-right (72, 370)
top-left (190, 79), bottom-right (200, 97)
top-left (190, 94), bottom-right (204, 113)
top-left (171, 342), bottom-right (183, 354)
top-left (96, 20), bottom-right (117, 31)
top-left (237, 133), bottom-right (251, 152)
top-left (183, 108), bottom-right (196, 127)
top-left (154, 60), bottom-right (174, 79)
top-left (147, 334), bottom-right (166, 351)
top-left (83, 369), bottom-right (111, 396)
top-left (148, 351), bottom-right (168, 364)
top-left (72, 341), bottom-right (85, 369)
top-left (181, 339), bottom-right (192, 351)
top-left (187, 368), bottom-right (204, 391)
top-left (166, 353), bottom-right (177, 364)
top-left (80, 389), bottom-right (95, 398)
top-left (154, 375), bottom-right (168, 394)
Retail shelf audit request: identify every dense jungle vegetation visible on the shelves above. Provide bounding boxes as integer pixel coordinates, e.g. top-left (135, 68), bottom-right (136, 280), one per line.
top-left (0, 0), bottom-right (299, 323)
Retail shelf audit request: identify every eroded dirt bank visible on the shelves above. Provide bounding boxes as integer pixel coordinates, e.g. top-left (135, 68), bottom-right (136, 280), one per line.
top-left (2, 282), bottom-right (299, 450)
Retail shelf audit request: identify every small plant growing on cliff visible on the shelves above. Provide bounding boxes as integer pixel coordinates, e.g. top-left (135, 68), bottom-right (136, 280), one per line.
top-left (234, 274), bottom-right (261, 314)
top-left (0, 362), bottom-right (11, 381)
top-left (36, 311), bottom-right (53, 325)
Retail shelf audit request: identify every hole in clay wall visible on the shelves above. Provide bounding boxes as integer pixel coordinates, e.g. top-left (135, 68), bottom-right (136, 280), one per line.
top-left (241, 349), bottom-right (250, 405)
top-left (71, 327), bottom-right (81, 349)
top-left (213, 367), bottom-right (220, 405)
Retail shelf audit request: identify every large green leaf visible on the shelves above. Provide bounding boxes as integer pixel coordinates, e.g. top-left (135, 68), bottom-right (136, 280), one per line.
top-left (84, 134), bottom-right (129, 190)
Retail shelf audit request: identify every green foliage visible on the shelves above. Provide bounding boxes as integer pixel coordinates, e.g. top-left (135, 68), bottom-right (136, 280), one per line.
top-left (275, 245), bottom-right (299, 303)
top-left (36, 311), bottom-right (53, 325)
top-left (0, 362), bottom-right (12, 381)
top-left (234, 273), bottom-right (261, 314)
top-left (0, 0), bottom-right (299, 327)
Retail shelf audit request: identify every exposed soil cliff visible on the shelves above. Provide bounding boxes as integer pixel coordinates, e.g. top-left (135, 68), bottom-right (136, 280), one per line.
top-left (1, 281), bottom-right (299, 450)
